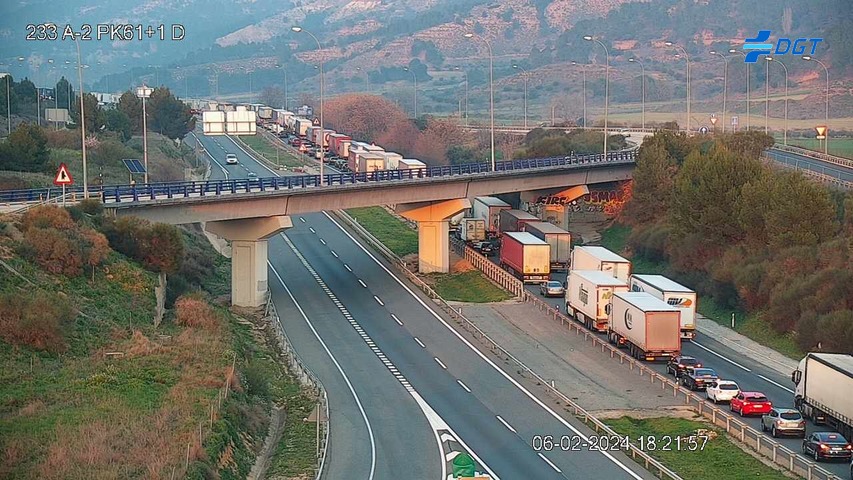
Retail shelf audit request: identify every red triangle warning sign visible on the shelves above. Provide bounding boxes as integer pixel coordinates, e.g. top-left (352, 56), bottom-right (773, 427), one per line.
top-left (53, 163), bottom-right (73, 186)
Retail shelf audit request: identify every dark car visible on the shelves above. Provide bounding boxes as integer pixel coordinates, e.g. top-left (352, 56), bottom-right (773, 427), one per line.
top-left (666, 355), bottom-right (703, 377)
top-left (802, 432), bottom-right (852, 462)
top-left (680, 367), bottom-right (719, 391)
top-left (471, 241), bottom-right (495, 256)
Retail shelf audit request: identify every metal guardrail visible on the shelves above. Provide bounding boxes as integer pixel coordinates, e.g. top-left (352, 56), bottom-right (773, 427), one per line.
top-left (773, 160), bottom-right (853, 190)
top-left (0, 151), bottom-right (636, 204)
top-left (771, 144), bottom-right (853, 170)
top-left (264, 293), bottom-right (330, 480)
top-left (334, 210), bottom-right (682, 480)
top-left (452, 242), bottom-right (843, 480)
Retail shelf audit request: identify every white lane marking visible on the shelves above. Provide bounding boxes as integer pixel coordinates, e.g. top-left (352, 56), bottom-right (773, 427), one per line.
top-left (538, 453), bottom-right (562, 473)
top-left (496, 415), bottom-right (517, 434)
top-left (374, 295), bottom-right (384, 306)
top-left (279, 235), bottom-right (456, 480)
top-left (358, 279), bottom-right (367, 288)
top-left (391, 314), bottom-right (403, 326)
top-left (414, 337), bottom-right (426, 348)
top-left (324, 211), bottom-right (645, 480)
top-left (757, 374), bottom-right (795, 393)
top-left (434, 357), bottom-right (447, 370)
top-left (344, 264), bottom-right (352, 272)
top-left (457, 380), bottom-right (471, 393)
top-left (309, 227), bottom-right (316, 234)
top-left (331, 250), bottom-right (339, 258)
top-left (300, 217), bottom-right (305, 223)
top-left (320, 238), bottom-right (327, 245)
top-left (191, 133), bottom-right (228, 179)
top-left (692, 341), bottom-right (752, 372)
top-left (267, 263), bottom-right (376, 480)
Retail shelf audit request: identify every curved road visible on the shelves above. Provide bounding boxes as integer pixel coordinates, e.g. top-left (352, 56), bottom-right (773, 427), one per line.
top-left (194, 130), bottom-right (658, 479)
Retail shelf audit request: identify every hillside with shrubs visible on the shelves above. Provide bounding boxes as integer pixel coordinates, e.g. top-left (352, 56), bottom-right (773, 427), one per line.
top-left (618, 131), bottom-right (853, 354)
top-left (0, 204), bottom-right (316, 479)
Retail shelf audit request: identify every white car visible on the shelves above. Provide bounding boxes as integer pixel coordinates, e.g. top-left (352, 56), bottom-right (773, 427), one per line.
top-left (225, 153), bottom-right (238, 165)
top-left (706, 379), bottom-right (740, 403)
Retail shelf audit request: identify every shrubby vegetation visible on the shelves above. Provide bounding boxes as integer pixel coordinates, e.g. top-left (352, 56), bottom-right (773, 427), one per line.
top-left (622, 131), bottom-right (853, 352)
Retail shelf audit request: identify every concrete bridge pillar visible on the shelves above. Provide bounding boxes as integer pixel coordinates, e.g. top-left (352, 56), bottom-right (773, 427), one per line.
top-left (397, 199), bottom-right (470, 274)
top-left (205, 216), bottom-right (293, 308)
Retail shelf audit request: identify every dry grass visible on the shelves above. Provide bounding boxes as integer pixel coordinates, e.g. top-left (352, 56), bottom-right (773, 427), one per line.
top-left (175, 296), bottom-right (221, 330)
top-left (0, 291), bottom-right (73, 352)
top-left (126, 330), bottom-right (158, 358)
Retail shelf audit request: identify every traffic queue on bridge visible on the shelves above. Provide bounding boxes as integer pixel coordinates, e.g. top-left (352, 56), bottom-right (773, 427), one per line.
top-left (454, 196), bottom-right (853, 460)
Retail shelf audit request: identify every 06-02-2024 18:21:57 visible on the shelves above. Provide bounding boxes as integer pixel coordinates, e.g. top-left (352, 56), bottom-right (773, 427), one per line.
top-left (531, 434), bottom-right (710, 452)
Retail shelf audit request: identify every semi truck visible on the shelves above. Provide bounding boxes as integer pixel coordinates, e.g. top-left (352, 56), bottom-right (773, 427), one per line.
top-left (499, 209), bottom-right (539, 234)
top-left (457, 218), bottom-right (486, 242)
top-left (399, 158), bottom-right (426, 170)
top-left (499, 232), bottom-right (550, 284)
top-left (357, 152), bottom-right (385, 173)
top-left (381, 152), bottom-right (403, 170)
top-left (565, 270), bottom-right (629, 332)
top-left (608, 292), bottom-right (681, 361)
top-left (328, 133), bottom-right (351, 157)
top-left (630, 274), bottom-right (697, 340)
top-left (294, 118), bottom-right (312, 137)
top-left (472, 197), bottom-right (511, 235)
top-left (524, 221), bottom-right (571, 271)
top-left (571, 246), bottom-right (631, 281)
top-left (792, 353), bottom-right (853, 440)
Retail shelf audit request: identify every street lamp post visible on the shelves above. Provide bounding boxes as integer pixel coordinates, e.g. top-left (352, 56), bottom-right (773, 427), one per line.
top-left (0, 73), bottom-right (10, 135)
top-left (74, 36), bottom-right (89, 198)
top-left (803, 55), bottom-right (829, 154)
top-left (292, 26), bottom-right (326, 184)
top-left (628, 58), bottom-right (645, 130)
top-left (584, 35), bottom-right (610, 156)
top-left (512, 64), bottom-right (529, 129)
top-left (664, 41), bottom-right (690, 132)
top-left (275, 64), bottom-right (288, 110)
top-left (764, 56), bottom-right (770, 134)
top-left (766, 57), bottom-right (789, 145)
top-left (136, 85), bottom-right (153, 184)
top-left (454, 66), bottom-right (468, 126)
top-left (571, 61), bottom-right (588, 129)
top-left (464, 32), bottom-right (495, 170)
top-left (729, 49), bottom-right (749, 130)
top-left (709, 50), bottom-right (728, 133)
top-left (403, 66), bottom-right (418, 119)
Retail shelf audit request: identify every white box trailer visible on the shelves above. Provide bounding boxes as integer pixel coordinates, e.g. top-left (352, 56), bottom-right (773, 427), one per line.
top-left (295, 118), bottom-right (312, 136)
top-left (399, 158), bottom-right (426, 170)
top-left (630, 274), bottom-right (697, 340)
top-left (571, 246), bottom-right (631, 281)
top-left (525, 221), bottom-right (571, 271)
top-left (457, 218), bottom-right (486, 242)
top-left (565, 270), bottom-right (629, 332)
top-left (472, 197), bottom-right (511, 234)
top-left (358, 152), bottom-right (385, 173)
top-left (608, 292), bottom-right (681, 361)
top-left (381, 152), bottom-right (403, 170)
top-left (793, 353), bottom-right (853, 440)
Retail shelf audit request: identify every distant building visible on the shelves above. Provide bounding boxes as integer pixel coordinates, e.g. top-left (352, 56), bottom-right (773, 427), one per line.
top-left (296, 105), bottom-right (313, 117)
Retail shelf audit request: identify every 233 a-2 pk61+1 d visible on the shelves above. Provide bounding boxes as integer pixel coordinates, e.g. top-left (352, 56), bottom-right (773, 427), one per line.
top-left (531, 434), bottom-right (709, 452)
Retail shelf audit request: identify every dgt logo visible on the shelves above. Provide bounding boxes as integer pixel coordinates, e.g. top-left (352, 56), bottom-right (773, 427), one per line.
top-left (743, 30), bottom-right (822, 63)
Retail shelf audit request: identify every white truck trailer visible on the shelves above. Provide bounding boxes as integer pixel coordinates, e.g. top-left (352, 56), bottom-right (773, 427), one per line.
top-left (630, 274), bottom-right (697, 340)
top-left (608, 292), bottom-right (681, 361)
top-left (457, 218), bottom-right (486, 242)
top-left (571, 246), bottom-right (631, 281)
top-left (472, 197), bottom-right (511, 235)
top-left (565, 270), bottom-right (629, 332)
top-left (792, 353), bottom-right (853, 441)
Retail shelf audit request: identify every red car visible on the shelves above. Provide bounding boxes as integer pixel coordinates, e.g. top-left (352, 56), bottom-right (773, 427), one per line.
top-left (730, 391), bottom-right (772, 416)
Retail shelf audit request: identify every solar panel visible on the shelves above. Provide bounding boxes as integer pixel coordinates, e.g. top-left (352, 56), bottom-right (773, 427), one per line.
top-left (122, 159), bottom-right (147, 174)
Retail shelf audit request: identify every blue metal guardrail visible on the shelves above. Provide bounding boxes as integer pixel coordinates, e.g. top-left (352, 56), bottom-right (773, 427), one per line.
top-left (0, 151), bottom-right (635, 204)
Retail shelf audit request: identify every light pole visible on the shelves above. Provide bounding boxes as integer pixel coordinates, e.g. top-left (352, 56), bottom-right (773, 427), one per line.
top-left (136, 85), bottom-right (153, 184)
top-left (0, 73), bottom-right (10, 135)
top-left (766, 57), bottom-right (788, 145)
top-left (356, 66), bottom-right (370, 93)
top-left (571, 61), bottom-right (588, 129)
top-left (709, 50), bottom-right (728, 133)
top-left (48, 59), bottom-right (58, 130)
top-left (512, 64), bottom-right (529, 129)
top-left (292, 26), bottom-right (326, 184)
top-left (402, 66), bottom-right (418, 119)
top-left (74, 36), bottom-right (89, 198)
top-left (802, 55), bottom-right (829, 154)
top-left (275, 64), bottom-right (288, 110)
top-left (628, 58), bottom-right (645, 130)
top-left (764, 55), bottom-right (769, 134)
top-left (729, 49), bottom-right (749, 130)
top-left (464, 32), bottom-right (495, 170)
top-left (584, 35), bottom-right (609, 156)
top-left (454, 66), bottom-right (468, 126)
top-left (664, 41), bottom-right (690, 132)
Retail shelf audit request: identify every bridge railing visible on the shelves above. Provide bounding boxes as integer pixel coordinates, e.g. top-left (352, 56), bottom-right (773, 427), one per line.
top-left (771, 144), bottom-right (853, 170)
top-left (0, 151), bottom-right (636, 205)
